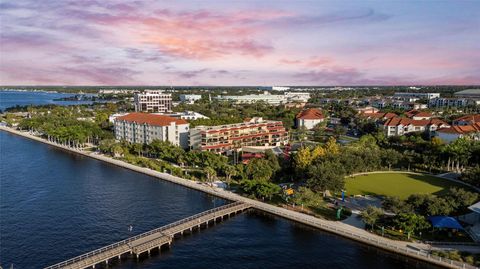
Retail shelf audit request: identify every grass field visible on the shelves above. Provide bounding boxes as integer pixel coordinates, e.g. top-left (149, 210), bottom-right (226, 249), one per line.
top-left (345, 173), bottom-right (472, 199)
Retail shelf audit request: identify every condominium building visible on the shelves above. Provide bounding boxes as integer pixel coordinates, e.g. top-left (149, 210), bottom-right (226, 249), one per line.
top-left (114, 112), bottom-right (189, 148)
top-left (134, 90), bottom-right (172, 112)
top-left (215, 91), bottom-right (310, 105)
top-left (189, 117), bottom-right (288, 154)
top-left (436, 123), bottom-right (480, 143)
top-left (394, 92), bottom-right (440, 100)
top-left (383, 117), bottom-right (449, 137)
top-left (453, 114), bottom-right (480, 126)
top-left (428, 97), bottom-right (470, 108)
top-left (215, 91), bottom-right (286, 105)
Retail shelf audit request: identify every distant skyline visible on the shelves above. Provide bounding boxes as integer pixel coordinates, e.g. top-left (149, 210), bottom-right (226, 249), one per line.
top-left (1, 0), bottom-right (479, 86)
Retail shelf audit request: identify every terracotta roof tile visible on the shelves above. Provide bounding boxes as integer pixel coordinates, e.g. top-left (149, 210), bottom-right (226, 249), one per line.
top-left (413, 111), bottom-right (432, 118)
top-left (384, 117), bottom-right (448, 127)
top-left (438, 124), bottom-right (480, 134)
top-left (296, 108), bottom-right (324, 120)
top-left (116, 112), bottom-right (188, 126)
top-left (454, 114), bottom-right (480, 123)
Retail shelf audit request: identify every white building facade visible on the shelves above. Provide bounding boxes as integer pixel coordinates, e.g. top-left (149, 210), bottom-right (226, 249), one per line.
top-left (179, 94), bottom-right (202, 104)
top-left (114, 113), bottom-right (189, 148)
top-left (296, 108), bottom-right (325, 130)
top-left (394, 92), bottom-right (440, 100)
top-left (134, 90), bottom-right (172, 112)
top-left (429, 98), bottom-right (470, 108)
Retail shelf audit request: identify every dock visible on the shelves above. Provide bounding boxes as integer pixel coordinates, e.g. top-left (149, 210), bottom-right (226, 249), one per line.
top-left (44, 202), bottom-right (251, 269)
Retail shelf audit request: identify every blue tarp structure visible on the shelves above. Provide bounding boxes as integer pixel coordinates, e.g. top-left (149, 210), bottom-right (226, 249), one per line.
top-left (429, 216), bottom-right (464, 230)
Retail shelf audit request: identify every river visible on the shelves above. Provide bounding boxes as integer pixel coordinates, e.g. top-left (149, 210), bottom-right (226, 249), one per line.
top-left (0, 130), bottom-right (441, 269)
top-left (0, 92), bottom-right (438, 268)
top-left (0, 91), bottom-right (95, 111)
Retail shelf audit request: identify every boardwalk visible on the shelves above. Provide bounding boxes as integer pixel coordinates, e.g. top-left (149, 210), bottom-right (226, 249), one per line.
top-left (2, 127), bottom-right (478, 269)
top-left (44, 202), bottom-right (251, 269)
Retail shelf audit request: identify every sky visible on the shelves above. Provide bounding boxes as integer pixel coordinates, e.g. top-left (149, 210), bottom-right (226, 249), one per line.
top-left (0, 0), bottom-right (479, 86)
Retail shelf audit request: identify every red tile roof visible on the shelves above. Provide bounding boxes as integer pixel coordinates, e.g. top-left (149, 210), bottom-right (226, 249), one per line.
top-left (360, 112), bottom-right (397, 120)
top-left (454, 114), bottom-right (480, 123)
top-left (296, 108), bottom-right (324, 120)
top-left (384, 117), bottom-right (448, 127)
top-left (116, 112), bottom-right (188, 126)
top-left (405, 110), bottom-right (419, 118)
top-left (413, 111), bottom-right (432, 118)
top-left (405, 110), bottom-right (432, 119)
top-left (384, 112), bottom-right (398, 119)
top-left (437, 123), bottom-right (480, 134)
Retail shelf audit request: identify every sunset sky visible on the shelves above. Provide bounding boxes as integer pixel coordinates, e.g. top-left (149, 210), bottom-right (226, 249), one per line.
top-left (0, 0), bottom-right (479, 86)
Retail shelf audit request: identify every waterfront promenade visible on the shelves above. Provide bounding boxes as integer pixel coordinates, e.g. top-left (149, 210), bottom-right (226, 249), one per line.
top-left (0, 126), bottom-right (477, 269)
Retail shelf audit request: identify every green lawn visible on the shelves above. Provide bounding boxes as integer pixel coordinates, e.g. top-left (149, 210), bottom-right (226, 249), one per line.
top-left (345, 173), bottom-right (472, 199)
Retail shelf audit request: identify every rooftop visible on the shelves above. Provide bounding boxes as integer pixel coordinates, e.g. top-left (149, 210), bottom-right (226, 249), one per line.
top-left (454, 89), bottom-right (480, 96)
top-left (454, 114), bottom-right (480, 123)
top-left (296, 108), bottom-right (324, 120)
top-left (193, 117), bottom-right (283, 132)
top-left (384, 117), bottom-right (448, 127)
top-left (437, 123), bottom-right (480, 134)
top-left (116, 112), bottom-right (188, 126)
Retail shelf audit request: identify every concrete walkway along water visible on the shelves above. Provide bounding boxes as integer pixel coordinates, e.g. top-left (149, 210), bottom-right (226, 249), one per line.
top-left (0, 126), bottom-right (478, 269)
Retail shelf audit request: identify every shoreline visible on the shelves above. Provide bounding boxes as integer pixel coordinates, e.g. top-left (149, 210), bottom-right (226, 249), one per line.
top-left (0, 126), bottom-right (474, 269)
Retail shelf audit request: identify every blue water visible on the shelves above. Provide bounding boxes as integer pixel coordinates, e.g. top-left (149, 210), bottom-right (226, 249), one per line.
top-left (0, 90), bottom-right (95, 111)
top-left (0, 131), bottom-right (440, 269)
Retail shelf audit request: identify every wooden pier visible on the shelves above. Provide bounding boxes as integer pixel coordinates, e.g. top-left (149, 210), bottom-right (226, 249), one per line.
top-left (44, 202), bottom-right (251, 269)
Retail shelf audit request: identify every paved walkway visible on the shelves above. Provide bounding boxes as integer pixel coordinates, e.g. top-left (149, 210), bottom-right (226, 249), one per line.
top-left (341, 213), bottom-right (365, 229)
top-left (1, 127), bottom-right (479, 269)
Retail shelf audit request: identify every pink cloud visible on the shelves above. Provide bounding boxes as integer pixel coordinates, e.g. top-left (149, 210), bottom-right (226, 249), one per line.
top-left (281, 56), bottom-right (333, 67)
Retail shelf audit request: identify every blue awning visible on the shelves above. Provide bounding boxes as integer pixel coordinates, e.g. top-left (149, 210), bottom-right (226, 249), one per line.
top-left (429, 216), bottom-right (464, 230)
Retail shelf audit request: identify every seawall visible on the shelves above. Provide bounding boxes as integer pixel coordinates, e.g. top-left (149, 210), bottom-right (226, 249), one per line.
top-left (0, 126), bottom-right (475, 269)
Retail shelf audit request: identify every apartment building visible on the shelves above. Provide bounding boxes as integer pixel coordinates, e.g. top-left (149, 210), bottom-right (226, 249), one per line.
top-left (405, 110), bottom-right (433, 120)
top-left (436, 123), bottom-right (480, 143)
top-left (189, 117), bottom-right (288, 154)
top-left (383, 117), bottom-right (449, 137)
top-left (134, 90), bottom-right (172, 112)
top-left (453, 114), bottom-right (480, 126)
top-left (114, 112), bottom-right (189, 148)
top-left (394, 92), bottom-right (440, 100)
top-left (429, 98), bottom-right (469, 108)
top-left (215, 91), bottom-right (310, 105)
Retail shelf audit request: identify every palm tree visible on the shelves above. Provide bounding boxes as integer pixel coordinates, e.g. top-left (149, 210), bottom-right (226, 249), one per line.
top-left (204, 167), bottom-right (216, 186)
top-left (224, 165), bottom-right (237, 187)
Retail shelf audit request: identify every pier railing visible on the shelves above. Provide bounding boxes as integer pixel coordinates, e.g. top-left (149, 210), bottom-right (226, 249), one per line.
top-left (44, 202), bottom-right (246, 269)
top-left (252, 203), bottom-right (478, 269)
top-left (3, 127), bottom-right (475, 269)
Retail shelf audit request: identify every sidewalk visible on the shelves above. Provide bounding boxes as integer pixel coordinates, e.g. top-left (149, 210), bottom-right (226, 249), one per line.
top-left (1, 126), bottom-right (478, 269)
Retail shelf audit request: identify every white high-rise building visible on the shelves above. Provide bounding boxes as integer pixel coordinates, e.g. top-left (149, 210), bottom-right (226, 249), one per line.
top-left (134, 90), bottom-right (172, 112)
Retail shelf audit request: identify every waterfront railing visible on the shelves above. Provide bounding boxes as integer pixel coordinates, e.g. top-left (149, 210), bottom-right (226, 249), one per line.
top-left (44, 202), bottom-right (247, 269)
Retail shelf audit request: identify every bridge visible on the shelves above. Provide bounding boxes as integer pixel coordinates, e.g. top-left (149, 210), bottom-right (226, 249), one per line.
top-left (44, 202), bottom-right (251, 269)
